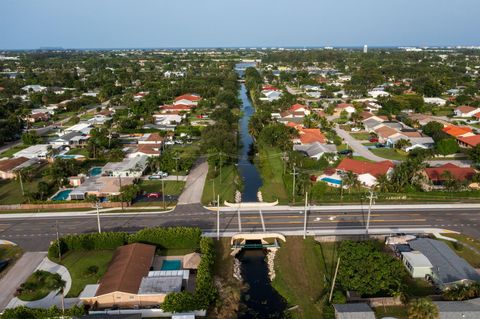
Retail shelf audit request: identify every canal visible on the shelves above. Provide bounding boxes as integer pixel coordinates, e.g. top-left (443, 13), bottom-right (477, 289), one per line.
top-left (237, 83), bottom-right (263, 202)
top-left (235, 64), bottom-right (288, 318)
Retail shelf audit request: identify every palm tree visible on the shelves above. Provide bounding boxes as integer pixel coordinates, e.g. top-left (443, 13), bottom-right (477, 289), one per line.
top-left (407, 298), bottom-right (439, 319)
top-left (54, 278), bottom-right (67, 316)
top-left (395, 138), bottom-right (412, 150)
top-left (375, 174), bottom-right (390, 193)
top-left (342, 171), bottom-right (360, 193)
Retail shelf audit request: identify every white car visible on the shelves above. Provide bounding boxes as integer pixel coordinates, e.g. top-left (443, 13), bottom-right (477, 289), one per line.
top-left (351, 127), bottom-right (361, 132)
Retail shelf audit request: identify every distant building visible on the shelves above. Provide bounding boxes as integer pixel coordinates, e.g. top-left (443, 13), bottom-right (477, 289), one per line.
top-left (333, 303), bottom-right (375, 319)
top-left (363, 44), bottom-right (368, 53)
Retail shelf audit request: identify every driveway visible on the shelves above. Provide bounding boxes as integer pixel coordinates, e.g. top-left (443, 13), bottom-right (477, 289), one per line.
top-left (177, 158), bottom-right (208, 205)
top-left (0, 252), bottom-right (46, 311)
top-left (334, 125), bottom-right (388, 162)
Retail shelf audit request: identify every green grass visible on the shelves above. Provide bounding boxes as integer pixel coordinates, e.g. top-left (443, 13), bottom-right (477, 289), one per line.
top-left (66, 148), bottom-right (90, 157)
top-left (17, 270), bottom-right (63, 301)
top-left (442, 234), bottom-right (480, 268)
top-left (55, 250), bottom-right (114, 297)
top-left (202, 165), bottom-right (239, 205)
top-left (257, 145), bottom-right (289, 204)
top-left (404, 277), bottom-right (435, 297)
top-left (138, 180), bottom-right (185, 195)
top-left (272, 237), bottom-right (338, 319)
top-left (0, 178), bottom-right (41, 205)
top-left (350, 132), bottom-right (372, 140)
top-left (374, 306), bottom-right (408, 319)
top-left (370, 148), bottom-right (408, 161)
top-left (351, 156), bottom-right (375, 162)
top-left (0, 144), bottom-right (29, 158)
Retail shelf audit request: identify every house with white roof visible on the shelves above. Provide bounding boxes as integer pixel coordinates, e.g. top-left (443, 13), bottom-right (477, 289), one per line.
top-left (22, 85), bottom-right (47, 93)
top-left (453, 105), bottom-right (480, 118)
top-left (102, 156), bottom-right (148, 178)
top-left (260, 90), bottom-right (282, 102)
top-left (63, 122), bottom-right (93, 135)
top-left (14, 144), bottom-right (62, 159)
top-left (424, 97), bottom-right (447, 106)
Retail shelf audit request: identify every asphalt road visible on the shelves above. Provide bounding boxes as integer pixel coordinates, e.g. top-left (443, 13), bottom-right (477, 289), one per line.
top-left (1, 205), bottom-right (480, 251)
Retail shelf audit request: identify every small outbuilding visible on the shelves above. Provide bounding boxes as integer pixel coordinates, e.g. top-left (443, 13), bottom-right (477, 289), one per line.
top-left (401, 251), bottom-right (433, 279)
top-left (333, 303), bottom-right (376, 319)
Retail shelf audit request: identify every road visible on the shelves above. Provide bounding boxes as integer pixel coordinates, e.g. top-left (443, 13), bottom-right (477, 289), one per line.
top-left (177, 158), bottom-right (208, 205)
top-left (334, 124), bottom-right (387, 161)
top-left (1, 205), bottom-right (480, 251)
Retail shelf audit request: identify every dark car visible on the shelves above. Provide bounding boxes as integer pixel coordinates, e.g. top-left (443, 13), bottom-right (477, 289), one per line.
top-left (0, 260), bottom-right (9, 272)
top-left (375, 143), bottom-right (386, 148)
top-left (338, 149), bottom-right (353, 155)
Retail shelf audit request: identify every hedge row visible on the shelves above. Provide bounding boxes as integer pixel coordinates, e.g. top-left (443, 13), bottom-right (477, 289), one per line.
top-left (48, 227), bottom-right (202, 260)
top-left (128, 227), bottom-right (202, 249)
top-left (161, 237), bottom-right (217, 312)
top-left (1, 305), bottom-right (85, 319)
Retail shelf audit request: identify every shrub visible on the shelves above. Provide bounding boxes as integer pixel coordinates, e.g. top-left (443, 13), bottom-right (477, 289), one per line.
top-left (128, 227), bottom-right (202, 250)
top-left (1, 305), bottom-right (85, 319)
top-left (83, 265), bottom-right (99, 277)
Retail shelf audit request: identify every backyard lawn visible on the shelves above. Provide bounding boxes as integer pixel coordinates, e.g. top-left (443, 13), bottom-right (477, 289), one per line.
top-left (0, 144), bottom-right (29, 158)
top-left (56, 250), bottom-right (114, 297)
top-left (374, 306), bottom-right (408, 319)
top-left (139, 180), bottom-right (185, 195)
top-left (370, 148), bottom-right (408, 161)
top-left (256, 145), bottom-right (289, 204)
top-left (272, 237), bottom-right (338, 319)
top-left (17, 270), bottom-right (64, 301)
top-left (442, 234), bottom-right (480, 268)
top-left (202, 165), bottom-right (239, 205)
top-left (0, 178), bottom-right (40, 205)
top-left (350, 132), bottom-right (372, 140)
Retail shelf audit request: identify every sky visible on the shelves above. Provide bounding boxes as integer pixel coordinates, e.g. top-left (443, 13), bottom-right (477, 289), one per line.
top-left (1, 0), bottom-right (479, 49)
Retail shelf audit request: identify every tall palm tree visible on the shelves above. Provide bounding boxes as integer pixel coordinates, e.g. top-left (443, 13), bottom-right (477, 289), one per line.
top-left (407, 298), bottom-right (439, 319)
top-left (54, 278), bottom-right (67, 316)
top-left (342, 171), bottom-right (360, 193)
top-left (375, 174), bottom-right (390, 193)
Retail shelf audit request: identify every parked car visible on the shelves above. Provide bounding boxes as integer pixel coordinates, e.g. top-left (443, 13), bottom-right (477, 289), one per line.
top-left (369, 137), bottom-right (379, 143)
top-left (146, 192), bottom-right (161, 199)
top-left (338, 149), bottom-right (353, 155)
top-left (375, 143), bottom-right (386, 148)
top-left (351, 127), bottom-right (361, 132)
top-left (148, 175), bottom-right (161, 180)
top-left (0, 260), bottom-right (8, 272)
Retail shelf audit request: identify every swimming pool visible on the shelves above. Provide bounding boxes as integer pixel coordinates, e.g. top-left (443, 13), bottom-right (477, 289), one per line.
top-left (52, 189), bottom-right (72, 201)
top-left (89, 167), bottom-right (103, 176)
top-left (161, 260), bottom-right (182, 270)
top-left (321, 177), bottom-right (342, 185)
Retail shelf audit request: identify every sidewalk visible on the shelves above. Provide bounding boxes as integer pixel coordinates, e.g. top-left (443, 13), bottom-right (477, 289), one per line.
top-left (6, 257), bottom-right (75, 309)
top-left (177, 158), bottom-right (208, 205)
top-left (0, 252), bottom-right (46, 311)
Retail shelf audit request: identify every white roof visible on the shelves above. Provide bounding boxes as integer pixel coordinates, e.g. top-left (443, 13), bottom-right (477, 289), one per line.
top-left (402, 251), bottom-right (433, 268)
top-left (79, 284), bottom-right (99, 299)
top-left (65, 122), bottom-right (92, 132)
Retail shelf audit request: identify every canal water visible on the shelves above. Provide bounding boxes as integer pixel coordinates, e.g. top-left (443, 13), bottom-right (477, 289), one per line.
top-left (235, 65), bottom-right (288, 317)
top-left (237, 81), bottom-right (263, 202)
top-left (237, 249), bottom-right (288, 318)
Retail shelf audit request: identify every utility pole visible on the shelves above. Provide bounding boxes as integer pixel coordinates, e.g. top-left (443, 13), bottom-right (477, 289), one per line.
top-left (303, 192), bottom-right (308, 239)
top-left (290, 163), bottom-right (298, 205)
top-left (161, 177), bottom-right (166, 210)
top-left (95, 201), bottom-right (102, 233)
top-left (258, 191), bottom-right (266, 232)
top-left (212, 166), bottom-right (216, 205)
top-left (366, 190), bottom-right (377, 236)
top-left (118, 175), bottom-right (124, 211)
top-left (55, 220), bottom-right (61, 262)
top-left (174, 153), bottom-right (180, 182)
top-left (18, 170), bottom-right (24, 196)
top-left (216, 195), bottom-right (220, 240)
top-left (219, 152), bottom-right (223, 185)
top-left (281, 152), bottom-right (288, 175)
top-left (235, 190), bottom-right (242, 232)
top-left (329, 257), bottom-right (341, 302)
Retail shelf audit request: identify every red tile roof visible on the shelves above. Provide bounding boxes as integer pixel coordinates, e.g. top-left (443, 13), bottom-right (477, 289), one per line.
top-left (336, 158), bottom-right (394, 177)
top-left (336, 103), bottom-right (354, 109)
top-left (289, 103), bottom-right (307, 112)
top-left (160, 104), bottom-right (193, 112)
top-left (175, 94), bottom-right (201, 102)
top-left (424, 163), bottom-right (476, 182)
top-left (262, 85), bottom-right (279, 91)
top-left (298, 128), bottom-right (326, 144)
top-left (455, 105), bottom-right (477, 114)
top-left (443, 125), bottom-right (473, 137)
top-left (457, 135), bottom-right (480, 147)
top-left (136, 144), bottom-right (161, 154)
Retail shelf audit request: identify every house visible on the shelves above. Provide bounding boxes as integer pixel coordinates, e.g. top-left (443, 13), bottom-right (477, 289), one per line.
top-left (50, 131), bottom-right (89, 147)
top-left (63, 122), bottom-right (93, 135)
top-left (404, 137), bottom-right (435, 152)
top-left (335, 103), bottom-right (356, 115)
top-left (293, 142), bottom-right (336, 160)
top-left (442, 125), bottom-right (475, 138)
top-left (288, 103), bottom-right (310, 115)
top-left (457, 135), bottom-right (480, 148)
top-left (423, 163), bottom-right (476, 188)
top-left (408, 238), bottom-right (480, 290)
top-left (22, 85), bottom-right (47, 93)
top-left (260, 90), bottom-right (282, 102)
top-left (13, 144), bottom-right (61, 159)
top-left (333, 303), bottom-right (375, 319)
top-left (138, 133), bottom-right (164, 145)
top-left (363, 117), bottom-right (385, 131)
top-left (0, 157), bottom-right (38, 179)
top-left (401, 251), bottom-right (433, 279)
top-left (159, 104), bottom-right (194, 113)
top-left (102, 156), bottom-right (148, 178)
top-left (292, 128), bottom-right (327, 145)
top-left (433, 298), bottom-right (480, 319)
top-left (69, 176), bottom-right (135, 200)
top-left (27, 112), bottom-right (50, 123)
top-left (153, 113), bottom-right (184, 125)
top-left (174, 94), bottom-right (201, 106)
top-left (133, 92), bottom-right (149, 101)
top-left (374, 125), bottom-right (399, 143)
top-left (424, 97), bottom-right (447, 106)
top-left (80, 243), bottom-right (196, 309)
top-left (87, 114), bottom-right (112, 125)
top-left (336, 158), bottom-right (395, 187)
top-left (128, 144), bottom-right (161, 158)
top-left (368, 90), bottom-right (390, 98)
top-left (453, 105), bottom-right (480, 118)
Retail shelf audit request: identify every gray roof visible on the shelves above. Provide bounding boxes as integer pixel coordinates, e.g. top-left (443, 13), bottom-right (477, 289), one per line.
top-left (138, 276), bottom-right (182, 294)
top-left (333, 303), bottom-right (375, 319)
top-left (363, 118), bottom-right (383, 129)
top-left (409, 238), bottom-right (480, 286)
top-left (293, 142), bottom-right (336, 157)
top-left (382, 121), bottom-right (405, 130)
top-left (434, 298), bottom-right (480, 319)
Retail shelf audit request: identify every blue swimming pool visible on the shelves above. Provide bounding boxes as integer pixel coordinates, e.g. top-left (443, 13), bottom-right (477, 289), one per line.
top-left (321, 177), bottom-right (342, 185)
top-left (89, 167), bottom-right (102, 176)
top-left (161, 260), bottom-right (182, 270)
top-left (52, 189), bottom-right (72, 201)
